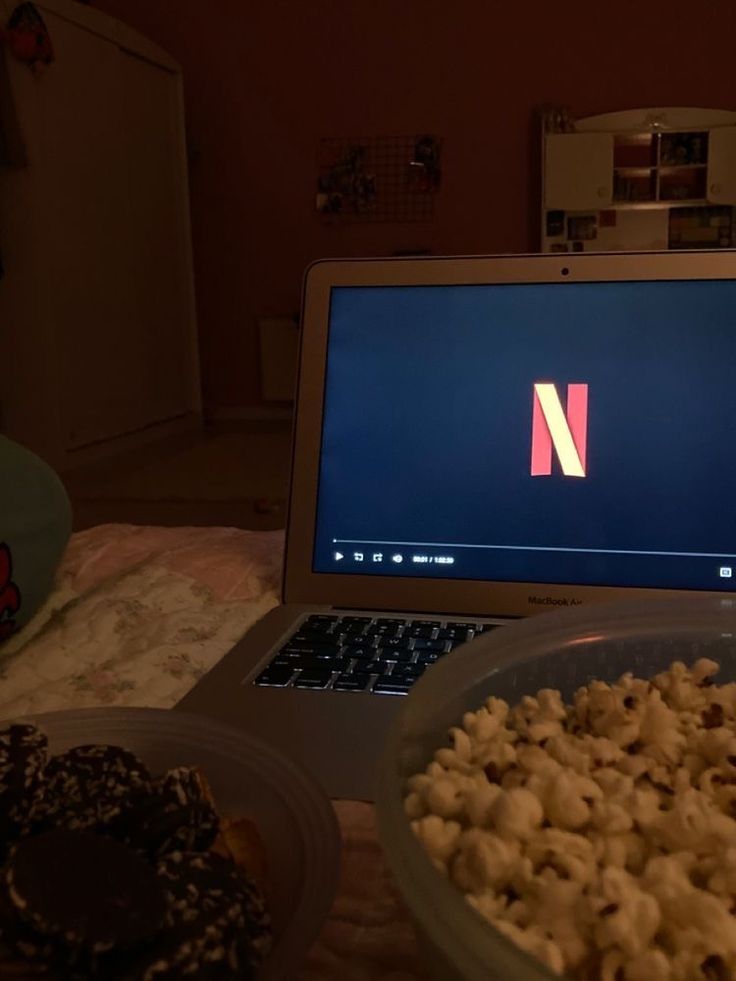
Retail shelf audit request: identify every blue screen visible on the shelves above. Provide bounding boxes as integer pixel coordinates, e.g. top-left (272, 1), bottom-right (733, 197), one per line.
top-left (312, 280), bottom-right (736, 591)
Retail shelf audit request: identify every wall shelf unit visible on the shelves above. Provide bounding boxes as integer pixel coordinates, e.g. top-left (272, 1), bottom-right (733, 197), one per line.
top-left (541, 107), bottom-right (736, 253)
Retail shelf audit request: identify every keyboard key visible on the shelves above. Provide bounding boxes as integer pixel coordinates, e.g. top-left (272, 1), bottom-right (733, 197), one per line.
top-left (291, 630), bottom-right (340, 644)
top-left (339, 624), bottom-right (369, 638)
top-left (375, 636), bottom-right (412, 651)
top-left (390, 663), bottom-right (426, 680)
top-left (332, 674), bottom-right (370, 691)
top-left (293, 670), bottom-right (333, 689)
top-left (345, 644), bottom-right (377, 659)
top-left (436, 627), bottom-right (473, 642)
top-left (408, 625), bottom-right (436, 639)
top-left (365, 624), bottom-right (403, 639)
top-left (281, 655), bottom-right (348, 672)
top-left (280, 643), bottom-right (339, 658)
top-left (305, 614), bottom-right (339, 625)
top-left (416, 650), bottom-right (446, 665)
top-left (347, 669), bottom-right (374, 686)
top-left (474, 623), bottom-right (501, 634)
top-left (377, 647), bottom-right (414, 662)
top-left (340, 616), bottom-right (372, 624)
top-left (373, 680), bottom-right (413, 695)
top-left (411, 638), bottom-right (448, 652)
top-left (410, 619), bottom-right (441, 629)
top-left (254, 666), bottom-right (294, 687)
top-left (375, 618), bottom-right (407, 627)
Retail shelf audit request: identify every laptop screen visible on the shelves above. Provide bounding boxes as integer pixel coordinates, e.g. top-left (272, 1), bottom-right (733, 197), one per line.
top-left (312, 278), bottom-right (736, 593)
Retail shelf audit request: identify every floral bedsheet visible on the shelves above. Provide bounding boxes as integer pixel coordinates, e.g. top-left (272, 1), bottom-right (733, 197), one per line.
top-left (0, 524), bottom-right (283, 719)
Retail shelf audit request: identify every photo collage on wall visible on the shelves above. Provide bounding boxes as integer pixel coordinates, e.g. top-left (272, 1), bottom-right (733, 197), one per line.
top-left (546, 210), bottom-right (603, 252)
top-left (545, 205), bottom-right (734, 252)
top-left (316, 135), bottom-right (442, 223)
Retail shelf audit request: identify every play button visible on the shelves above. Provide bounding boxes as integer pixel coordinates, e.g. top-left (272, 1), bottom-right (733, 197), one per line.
top-left (334, 551), bottom-right (344, 561)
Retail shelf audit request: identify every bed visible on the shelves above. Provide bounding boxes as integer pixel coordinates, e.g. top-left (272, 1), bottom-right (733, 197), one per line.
top-left (0, 523), bottom-right (428, 981)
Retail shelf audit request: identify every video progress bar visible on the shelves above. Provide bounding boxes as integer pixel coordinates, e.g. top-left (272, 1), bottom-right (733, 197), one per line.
top-left (332, 539), bottom-right (736, 561)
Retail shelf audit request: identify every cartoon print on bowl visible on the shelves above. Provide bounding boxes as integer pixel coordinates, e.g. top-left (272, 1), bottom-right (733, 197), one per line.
top-left (0, 543), bottom-right (21, 641)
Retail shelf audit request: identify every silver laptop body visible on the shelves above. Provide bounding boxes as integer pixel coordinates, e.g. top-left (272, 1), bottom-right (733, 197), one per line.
top-left (178, 250), bottom-right (736, 800)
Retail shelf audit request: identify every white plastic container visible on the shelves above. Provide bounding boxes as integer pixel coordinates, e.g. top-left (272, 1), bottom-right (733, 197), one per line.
top-left (376, 594), bottom-right (736, 981)
top-left (15, 707), bottom-right (341, 981)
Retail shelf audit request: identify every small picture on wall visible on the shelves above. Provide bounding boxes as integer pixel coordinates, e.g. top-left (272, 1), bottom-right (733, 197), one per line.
top-left (546, 210), bottom-right (565, 237)
top-left (567, 215), bottom-right (597, 241)
top-left (549, 243), bottom-right (569, 252)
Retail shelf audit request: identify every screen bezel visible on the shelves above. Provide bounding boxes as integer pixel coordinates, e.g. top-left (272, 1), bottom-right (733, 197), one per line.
top-left (284, 250), bottom-right (736, 616)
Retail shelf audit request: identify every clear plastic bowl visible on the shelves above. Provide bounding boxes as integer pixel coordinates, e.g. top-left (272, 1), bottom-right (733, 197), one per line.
top-left (10, 706), bottom-right (340, 981)
top-left (376, 594), bottom-right (736, 981)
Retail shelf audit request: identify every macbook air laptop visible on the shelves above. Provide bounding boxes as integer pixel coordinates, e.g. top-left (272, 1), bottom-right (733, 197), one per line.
top-left (178, 249), bottom-right (736, 800)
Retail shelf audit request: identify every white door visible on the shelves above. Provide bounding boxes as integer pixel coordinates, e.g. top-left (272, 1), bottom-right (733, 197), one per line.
top-left (707, 126), bottom-right (736, 205)
top-left (36, 11), bottom-right (146, 448)
top-left (15, 4), bottom-right (198, 452)
top-left (544, 133), bottom-right (613, 211)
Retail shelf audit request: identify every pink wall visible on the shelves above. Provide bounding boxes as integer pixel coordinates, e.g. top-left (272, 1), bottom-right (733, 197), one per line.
top-left (95, 0), bottom-right (736, 412)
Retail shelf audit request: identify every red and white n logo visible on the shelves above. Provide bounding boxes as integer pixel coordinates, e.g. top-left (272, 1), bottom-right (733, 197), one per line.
top-left (531, 383), bottom-right (588, 477)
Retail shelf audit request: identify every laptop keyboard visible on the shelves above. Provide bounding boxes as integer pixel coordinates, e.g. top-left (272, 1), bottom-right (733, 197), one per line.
top-left (253, 614), bottom-right (501, 696)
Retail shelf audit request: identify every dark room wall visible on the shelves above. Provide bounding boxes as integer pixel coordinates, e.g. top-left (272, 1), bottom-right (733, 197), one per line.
top-left (94, 0), bottom-right (736, 413)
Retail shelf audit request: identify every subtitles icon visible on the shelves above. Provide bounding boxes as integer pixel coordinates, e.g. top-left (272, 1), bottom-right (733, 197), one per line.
top-left (720, 566), bottom-right (733, 579)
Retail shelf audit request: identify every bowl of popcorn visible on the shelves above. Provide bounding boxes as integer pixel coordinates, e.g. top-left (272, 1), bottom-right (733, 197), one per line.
top-left (376, 595), bottom-right (736, 981)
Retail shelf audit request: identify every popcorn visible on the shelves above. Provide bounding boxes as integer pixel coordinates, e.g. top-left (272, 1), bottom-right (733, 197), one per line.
top-left (591, 867), bottom-right (660, 958)
top-left (451, 828), bottom-right (521, 892)
top-left (491, 787), bottom-right (545, 839)
top-left (406, 660), bottom-right (736, 979)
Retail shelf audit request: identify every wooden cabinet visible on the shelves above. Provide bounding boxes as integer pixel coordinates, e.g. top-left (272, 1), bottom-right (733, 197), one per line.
top-left (707, 126), bottom-right (736, 204)
top-left (544, 133), bottom-right (613, 210)
top-left (0, 0), bottom-right (201, 468)
top-left (541, 107), bottom-right (736, 254)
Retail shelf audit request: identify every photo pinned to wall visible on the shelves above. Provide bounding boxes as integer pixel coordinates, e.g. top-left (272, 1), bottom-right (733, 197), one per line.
top-left (546, 210), bottom-right (565, 237)
top-left (567, 215), bottom-right (597, 241)
top-left (316, 135), bottom-right (442, 223)
top-left (668, 205), bottom-right (733, 250)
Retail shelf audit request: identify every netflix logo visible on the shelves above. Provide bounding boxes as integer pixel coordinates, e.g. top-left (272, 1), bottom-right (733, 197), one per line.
top-left (531, 382), bottom-right (588, 478)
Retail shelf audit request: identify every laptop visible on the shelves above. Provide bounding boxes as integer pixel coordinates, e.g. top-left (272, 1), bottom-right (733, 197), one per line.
top-left (178, 249), bottom-right (736, 800)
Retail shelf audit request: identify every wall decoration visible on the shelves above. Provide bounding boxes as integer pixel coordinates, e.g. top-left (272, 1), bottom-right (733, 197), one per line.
top-left (567, 215), bottom-right (597, 241)
top-left (316, 135), bottom-right (441, 223)
top-left (1, 3), bottom-right (54, 72)
top-left (668, 205), bottom-right (732, 249)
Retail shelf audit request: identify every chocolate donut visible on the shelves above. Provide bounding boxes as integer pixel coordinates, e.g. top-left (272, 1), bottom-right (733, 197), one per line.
top-left (6, 830), bottom-right (167, 959)
top-left (0, 726), bottom-right (48, 851)
top-left (31, 745), bottom-right (150, 834)
top-left (116, 767), bottom-right (219, 857)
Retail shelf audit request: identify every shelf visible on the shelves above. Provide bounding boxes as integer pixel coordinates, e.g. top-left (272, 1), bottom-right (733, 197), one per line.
top-left (658, 164), bottom-right (707, 172)
top-left (612, 131), bottom-right (654, 144)
top-left (542, 112), bottom-right (736, 252)
top-left (610, 199), bottom-right (709, 211)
